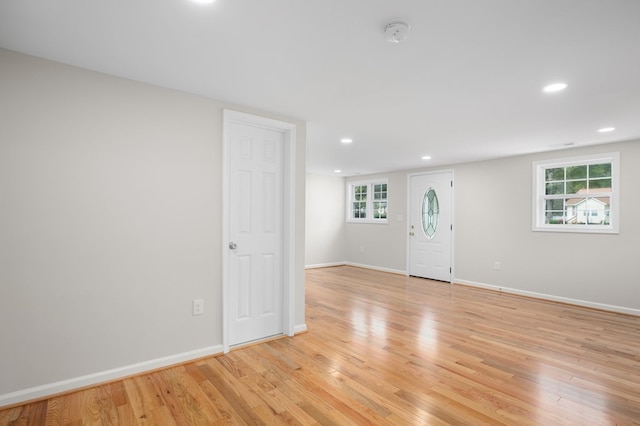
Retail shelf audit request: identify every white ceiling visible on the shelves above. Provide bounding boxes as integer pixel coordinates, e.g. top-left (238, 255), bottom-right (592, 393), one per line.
top-left (2, 0), bottom-right (639, 176)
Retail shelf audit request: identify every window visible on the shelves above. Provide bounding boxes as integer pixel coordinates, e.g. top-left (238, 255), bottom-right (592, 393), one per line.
top-left (532, 152), bottom-right (619, 233)
top-left (347, 180), bottom-right (388, 223)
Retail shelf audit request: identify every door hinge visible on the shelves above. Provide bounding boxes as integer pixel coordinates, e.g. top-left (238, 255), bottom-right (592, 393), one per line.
top-left (450, 224), bottom-right (453, 230)
top-left (450, 267), bottom-right (452, 273)
top-left (451, 180), bottom-right (453, 187)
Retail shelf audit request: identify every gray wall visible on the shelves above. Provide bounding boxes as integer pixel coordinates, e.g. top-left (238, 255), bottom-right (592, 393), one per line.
top-left (0, 48), bottom-right (307, 400)
top-left (454, 141), bottom-right (640, 311)
top-left (343, 172), bottom-right (408, 273)
top-left (307, 140), bottom-right (640, 312)
top-left (305, 174), bottom-right (345, 267)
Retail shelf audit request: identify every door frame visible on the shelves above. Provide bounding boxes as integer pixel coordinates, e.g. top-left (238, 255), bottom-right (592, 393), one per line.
top-left (222, 109), bottom-right (296, 353)
top-left (406, 169), bottom-right (455, 281)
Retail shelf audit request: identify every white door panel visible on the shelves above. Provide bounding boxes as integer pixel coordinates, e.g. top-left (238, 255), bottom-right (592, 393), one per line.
top-left (409, 172), bottom-right (452, 281)
top-left (228, 122), bottom-right (284, 346)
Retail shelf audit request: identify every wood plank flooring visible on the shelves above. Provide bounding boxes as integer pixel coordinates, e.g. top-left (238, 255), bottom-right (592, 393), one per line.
top-left (2, 265), bottom-right (640, 425)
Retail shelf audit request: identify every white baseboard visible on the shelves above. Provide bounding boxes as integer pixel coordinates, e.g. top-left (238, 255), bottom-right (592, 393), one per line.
top-left (305, 261), bottom-right (406, 276)
top-left (0, 345), bottom-right (223, 408)
top-left (455, 278), bottom-right (640, 316)
top-left (294, 324), bottom-right (308, 334)
top-left (344, 262), bottom-right (406, 276)
top-left (305, 262), bottom-right (345, 269)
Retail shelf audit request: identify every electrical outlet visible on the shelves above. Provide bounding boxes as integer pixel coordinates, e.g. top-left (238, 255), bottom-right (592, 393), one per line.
top-left (494, 261), bottom-right (501, 271)
top-left (193, 299), bottom-right (204, 315)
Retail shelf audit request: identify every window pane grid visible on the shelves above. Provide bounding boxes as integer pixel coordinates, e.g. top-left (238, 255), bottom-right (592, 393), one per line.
top-left (351, 185), bottom-right (368, 219)
top-left (352, 201), bottom-right (367, 218)
top-left (372, 183), bottom-right (387, 219)
top-left (373, 201), bottom-right (387, 219)
top-left (536, 154), bottom-right (617, 232)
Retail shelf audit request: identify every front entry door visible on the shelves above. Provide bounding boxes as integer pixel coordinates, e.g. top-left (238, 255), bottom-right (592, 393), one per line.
top-left (408, 171), bottom-right (453, 281)
top-left (227, 120), bottom-right (284, 346)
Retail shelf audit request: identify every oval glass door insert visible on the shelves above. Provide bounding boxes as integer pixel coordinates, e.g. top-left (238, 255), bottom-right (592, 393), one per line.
top-left (422, 188), bottom-right (439, 239)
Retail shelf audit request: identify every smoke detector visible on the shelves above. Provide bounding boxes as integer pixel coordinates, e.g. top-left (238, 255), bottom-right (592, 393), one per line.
top-left (384, 21), bottom-right (411, 43)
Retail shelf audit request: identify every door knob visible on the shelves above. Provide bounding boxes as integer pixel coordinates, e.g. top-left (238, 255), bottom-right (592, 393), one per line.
top-left (228, 242), bottom-right (237, 250)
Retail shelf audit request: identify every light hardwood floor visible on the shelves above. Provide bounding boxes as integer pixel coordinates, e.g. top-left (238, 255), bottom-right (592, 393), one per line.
top-left (2, 266), bottom-right (640, 425)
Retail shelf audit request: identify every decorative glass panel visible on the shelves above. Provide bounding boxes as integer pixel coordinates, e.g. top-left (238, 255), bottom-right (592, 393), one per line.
top-left (422, 188), bottom-right (439, 239)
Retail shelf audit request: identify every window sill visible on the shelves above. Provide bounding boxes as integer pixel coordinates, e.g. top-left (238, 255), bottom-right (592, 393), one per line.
top-left (532, 225), bottom-right (619, 234)
top-left (346, 219), bottom-right (389, 225)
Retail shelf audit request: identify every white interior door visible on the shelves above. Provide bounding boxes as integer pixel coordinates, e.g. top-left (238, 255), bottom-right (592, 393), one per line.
top-left (408, 171), bottom-right (453, 281)
top-left (227, 121), bottom-right (284, 346)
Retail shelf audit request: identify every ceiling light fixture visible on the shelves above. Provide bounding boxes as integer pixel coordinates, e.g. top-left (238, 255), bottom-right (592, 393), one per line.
top-left (384, 21), bottom-right (411, 43)
top-left (598, 127), bottom-right (615, 133)
top-left (334, 169), bottom-right (342, 173)
top-left (190, 0), bottom-right (215, 4)
top-left (543, 82), bottom-right (568, 93)
top-left (421, 156), bottom-right (432, 160)
top-left (340, 138), bottom-right (353, 144)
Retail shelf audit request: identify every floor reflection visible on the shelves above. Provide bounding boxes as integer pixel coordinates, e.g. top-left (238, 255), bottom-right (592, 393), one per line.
top-left (418, 314), bottom-right (438, 352)
top-left (350, 301), bottom-right (388, 340)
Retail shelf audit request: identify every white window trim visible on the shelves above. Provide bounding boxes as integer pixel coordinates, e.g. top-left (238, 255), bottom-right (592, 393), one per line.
top-left (346, 179), bottom-right (389, 224)
top-left (532, 152), bottom-right (620, 234)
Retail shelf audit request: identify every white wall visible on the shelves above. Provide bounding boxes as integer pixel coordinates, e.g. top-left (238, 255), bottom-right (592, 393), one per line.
top-left (0, 48), bottom-right (306, 404)
top-left (306, 140), bottom-right (640, 313)
top-left (305, 174), bottom-right (345, 267)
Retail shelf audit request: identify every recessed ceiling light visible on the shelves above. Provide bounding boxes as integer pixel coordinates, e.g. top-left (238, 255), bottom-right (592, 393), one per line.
top-left (543, 83), bottom-right (568, 93)
top-left (190, 0), bottom-right (215, 4)
top-left (598, 127), bottom-right (615, 133)
top-left (340, 138), bottom-right (353, 144)
top-left (334, 169), bottom-right (342, 174)
top-left (421, 156), bottom-right (432, 160)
